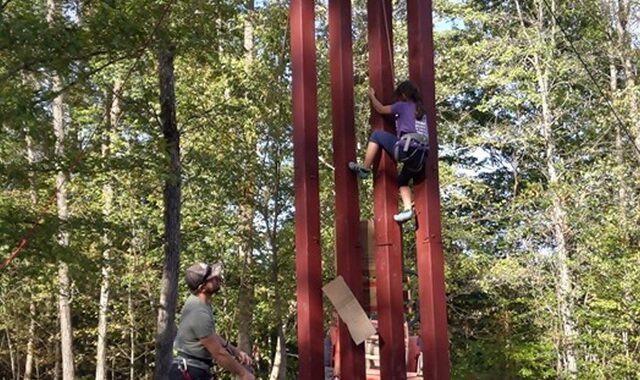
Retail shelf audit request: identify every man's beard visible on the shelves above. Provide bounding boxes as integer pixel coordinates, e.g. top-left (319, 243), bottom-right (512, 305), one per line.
top-left (204, 285), bottom-right (220, 295)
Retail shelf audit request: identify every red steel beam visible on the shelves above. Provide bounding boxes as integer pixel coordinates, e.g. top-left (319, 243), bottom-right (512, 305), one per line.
top-left (367, 0), bottom-right (407, 377)
top-left (329, 0), bottom-right (366, 378)
top-left (407, 0), bottom-right (451, 378)
top-left (290, 0), bottom-right (324, 378)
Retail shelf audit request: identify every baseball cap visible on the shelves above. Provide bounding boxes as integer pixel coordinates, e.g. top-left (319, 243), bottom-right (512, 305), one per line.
top-left (185, 262), bottom-right (223, 292)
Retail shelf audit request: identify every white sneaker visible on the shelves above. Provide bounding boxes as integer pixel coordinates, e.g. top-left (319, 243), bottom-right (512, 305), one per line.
top-left (393, 209), bottom-right (414, 223)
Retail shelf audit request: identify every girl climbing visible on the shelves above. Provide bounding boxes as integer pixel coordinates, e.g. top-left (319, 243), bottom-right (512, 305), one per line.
top-left (348, 80), bottom-right (429, 223)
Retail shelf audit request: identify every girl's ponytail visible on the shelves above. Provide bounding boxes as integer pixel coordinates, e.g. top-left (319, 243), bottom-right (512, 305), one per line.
top-left (414, 96), bottom-right (425, 121)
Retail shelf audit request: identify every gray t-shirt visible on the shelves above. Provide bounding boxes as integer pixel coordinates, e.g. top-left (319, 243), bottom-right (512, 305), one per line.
top-left (174, 294), bottom-right (216, 369)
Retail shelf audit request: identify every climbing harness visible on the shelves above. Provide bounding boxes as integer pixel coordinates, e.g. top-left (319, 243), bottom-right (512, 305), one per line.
top-left (393, 118), bottom-right (428, 172)
top-left (178, 358), bottom-right (194, 380)
top-left (175, 354), bottom-right (215, 380)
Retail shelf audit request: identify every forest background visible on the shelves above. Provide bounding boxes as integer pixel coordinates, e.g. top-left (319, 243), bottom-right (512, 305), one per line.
top-left (0, 0), bottom-right (638, 379)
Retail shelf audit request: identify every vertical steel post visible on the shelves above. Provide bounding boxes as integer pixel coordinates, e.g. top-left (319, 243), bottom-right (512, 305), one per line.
top-left (290, 0), bottom-right (324, 378)
top-left (329, 0), bottom-right (366, 378)
top-left (407, 0), bottom-right (451, 378)
top-left (367, 0), bottom-right (407, 377)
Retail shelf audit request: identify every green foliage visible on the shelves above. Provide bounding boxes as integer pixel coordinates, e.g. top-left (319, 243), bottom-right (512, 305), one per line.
top-left (1, 0), bottom-right (639, 378)
top-left (436, 0), bottom-right (640, 378)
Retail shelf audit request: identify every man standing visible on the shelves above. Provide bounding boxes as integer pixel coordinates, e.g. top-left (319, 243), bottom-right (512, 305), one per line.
top-left (169, 262), bottom-right (254, 380)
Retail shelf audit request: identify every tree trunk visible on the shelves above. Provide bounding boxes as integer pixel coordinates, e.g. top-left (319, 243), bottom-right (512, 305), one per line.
top-left (609, 58), bottom-right (628, 209)
top-left (267, 147), bottom-right (287, 380)
top-left (58, 259), bottom-right (74, 380)
top-left (608, 0), bottom-right (636, 363)
top-left (237, 0), bottom-right (256, 363)
top-left (54, 339), bottom-right (60, 380)
top-left (6, 328), bottom-right (17, 380)
top-left (623, 58), bottom-right (639, 160)
top-left (153, 35), bottom-right (181, 380)
top-left (612, 0), bottom-right (640, 162)
top-left (237, 211), bottom-right (255, 354)
top-left (528, 0), bottom-right (578, 376)
top-left (96, 79), bottom-right (122, 380)
top-left (536, 45), bottom-right (578, 380)
top-left (129, 287), bottom-right (136, 380)
top-left (243, 0), bottom-right (254, 65)
top-left (516, 0), bottom-right (579, 373)
top-left (24, 92), bottom-right (37, 380)
top-left (23, 301), bottom-right (35, 380)
top-left (48, 0), bottom-right (75, 377)
top-left (268, 326), bottom-right (287, 380)
top-left (125, 108), bottom-right (139, 380)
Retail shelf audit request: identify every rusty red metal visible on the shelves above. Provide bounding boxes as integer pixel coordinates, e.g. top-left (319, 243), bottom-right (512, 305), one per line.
top-left (290, 0), bottom-right (324, 378)
top-left (329, 0), bottom-right (366, 378)
top-left (407, 0), bottom-right (451, 378)
top-left (367, 0), bottom-right (407, 377)
top-left (291, 0), bottom-right (447, 377)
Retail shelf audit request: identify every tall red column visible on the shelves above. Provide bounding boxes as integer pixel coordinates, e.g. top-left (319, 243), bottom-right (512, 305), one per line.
top-left (329, 0), bottom-right (366, 378)
top-left (407, 0), bottom-right (451, 378)
top-left (367, 0), bottom-right (407, 378)
top-left (290, 0), bottom-right (324, 378)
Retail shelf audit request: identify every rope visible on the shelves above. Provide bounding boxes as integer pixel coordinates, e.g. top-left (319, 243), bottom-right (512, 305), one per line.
top-left (1, 0), bottom-right (178, 271)
top-left (380, 0), bottom-right (395, 76)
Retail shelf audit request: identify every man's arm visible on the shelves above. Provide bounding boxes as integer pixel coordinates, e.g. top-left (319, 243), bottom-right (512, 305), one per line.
top-left (219, 339), bottom-right (253, 366)
top-left (199, 335), bottom-right (254, 380)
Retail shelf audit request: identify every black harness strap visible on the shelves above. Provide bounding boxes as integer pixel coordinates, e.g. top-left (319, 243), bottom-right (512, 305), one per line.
top-left (394, 132), bottom-right (429, 172)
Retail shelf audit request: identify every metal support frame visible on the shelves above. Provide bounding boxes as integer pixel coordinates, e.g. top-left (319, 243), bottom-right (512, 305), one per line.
top-left (329, 0), bottom-right (366, 377)
top-left (407, 0), bottom-right (451, 378)
top-left (290, 0), bottom-right (324, 378)
top-left (291, 0), bottom-right (449, 377)
top-left (367, 0), bottom-right (407, 377)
